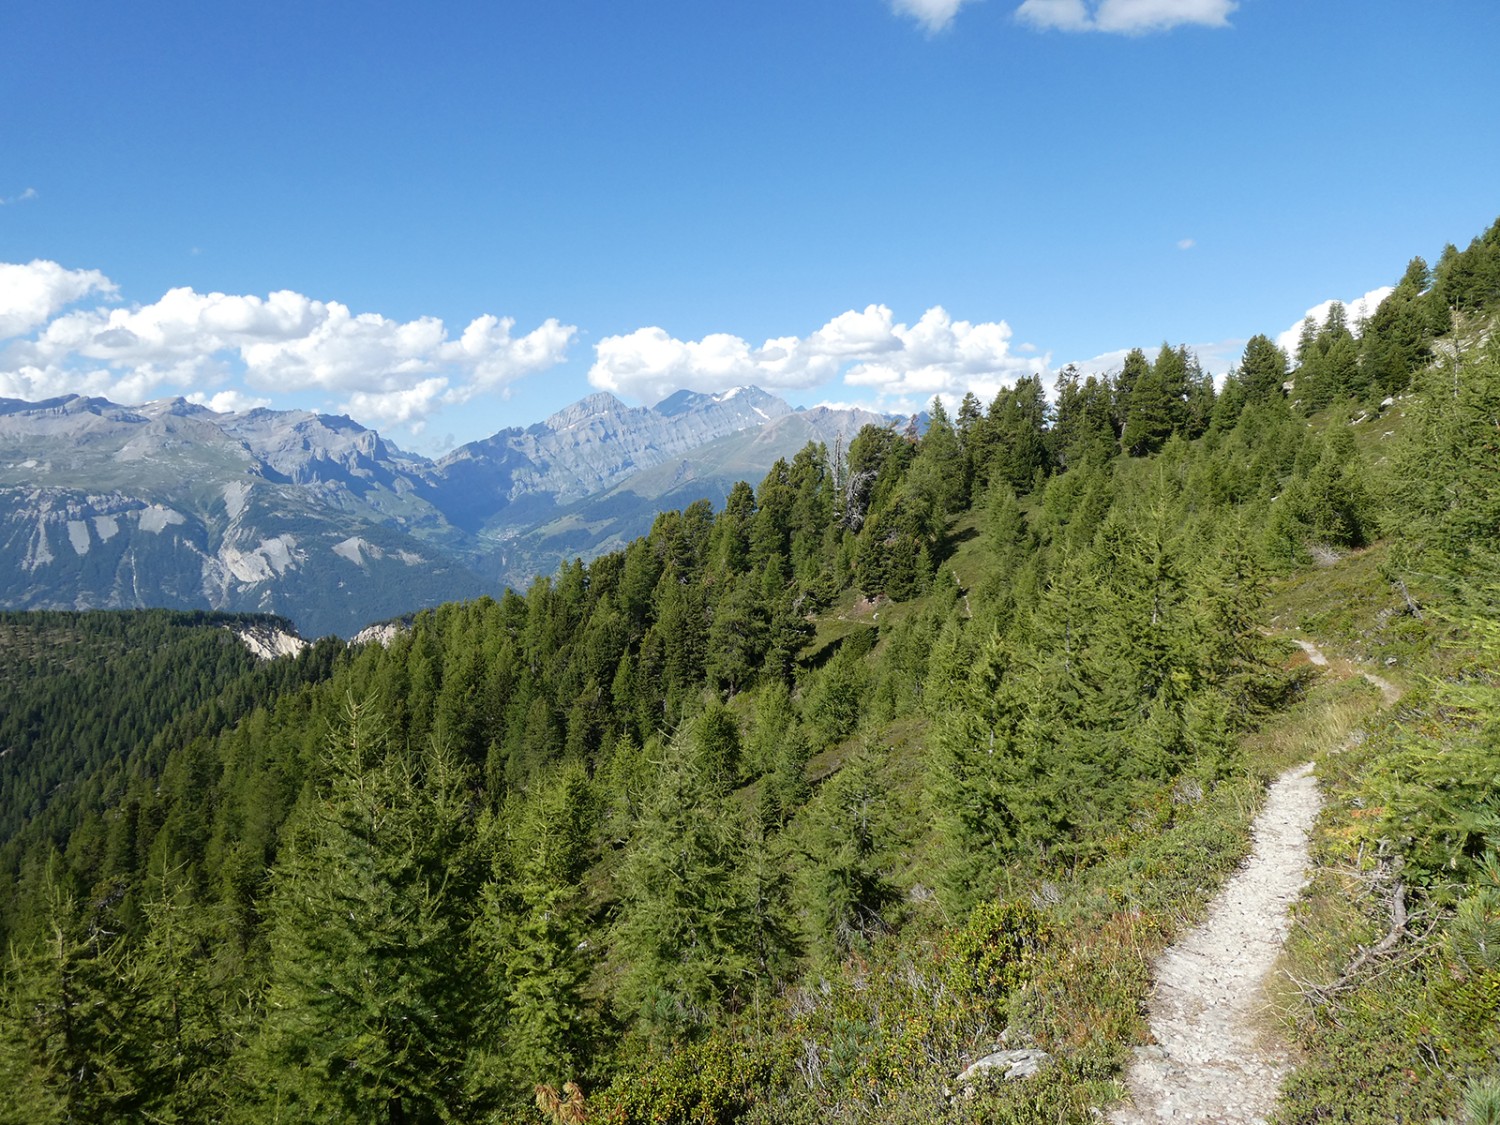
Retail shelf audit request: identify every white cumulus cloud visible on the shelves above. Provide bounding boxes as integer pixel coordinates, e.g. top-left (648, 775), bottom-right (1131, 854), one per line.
top-left (341, 378), bottom-right (451, 430)
top-left (1017, 0), bottom-right (1237, 34)
top-left (0, 260), bottom-right (116, 340)
top-left (590, 304), bottom-right (1045, 408)
top-left (891, 0), bottom-right (977, 32)
top-left (0, 262), bottom-right (576, 430)
top-left (1275, 286), bottom-right (1394, 358)
top-left (0, 363), bottom-right (120, 405)
top-left (1054, 347), bottom-right (1134, 389)
top-left (449, 314), bottom-right (579, 397)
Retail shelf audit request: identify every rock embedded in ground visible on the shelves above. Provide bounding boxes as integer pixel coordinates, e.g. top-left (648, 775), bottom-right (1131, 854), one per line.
top-left (956, 1048), bottom-right (1053, 1085)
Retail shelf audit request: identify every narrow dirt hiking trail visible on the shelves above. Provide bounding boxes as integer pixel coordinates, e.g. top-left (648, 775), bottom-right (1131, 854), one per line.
top-left (1290, 637), bottom-right (1401, 705)
top-left (1109, 762), bottom-right (1322, 1124)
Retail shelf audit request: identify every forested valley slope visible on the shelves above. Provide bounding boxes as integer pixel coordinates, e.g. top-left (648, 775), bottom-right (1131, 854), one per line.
top-left (1, 219), bottom-right (1499, 1123)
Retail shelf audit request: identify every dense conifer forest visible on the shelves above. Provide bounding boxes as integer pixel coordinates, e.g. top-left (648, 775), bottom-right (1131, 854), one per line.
top-left (2, 219), bottom-right (1499, 1122)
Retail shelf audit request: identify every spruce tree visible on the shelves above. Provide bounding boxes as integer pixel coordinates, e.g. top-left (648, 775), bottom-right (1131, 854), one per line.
top-left (1052, 368), bottom-right (1116, 468)
top-left (1114, 347), bottom-right (1151, 434)
top-left (471, 767), bottom-right (599, 1109)
top-left (1152, 342), bottom-right (1191, 433)
top-left (709, 481), bottom-right (757, 577)
top-left (1395, 339), bottom-right (1500, 573)
top-left (751, 459), bottom-right (796, 570)
top-left (955, 391), bottom-right (985, 490)
top-left (928, 632), bottom-right (1029, 908)
top-left (805, 641), bottom-right (868, 748)
top-left (484, 879), bottom-right (593, 1101)
top-left (1361, 256), bottom-right (1441, 399)
top-left (706, 575), bottom-right (768, 697)
top-left (1183, 360), bottom-right (1216, 440)
top-left (985, 375), bottom-right (1051, 491)
top-left (911, 396), bottom-right (965, 513)
top-left (1121, 362), bottom-right (1177, 456)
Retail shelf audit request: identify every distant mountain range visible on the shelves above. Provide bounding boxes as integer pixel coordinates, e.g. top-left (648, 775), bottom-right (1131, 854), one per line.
top-left (0, 388), bottom-right (889, 636)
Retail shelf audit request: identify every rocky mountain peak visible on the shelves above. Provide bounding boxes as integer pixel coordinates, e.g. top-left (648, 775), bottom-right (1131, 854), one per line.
top-left (543, 391), bottom-right (629, 431)
top-left (653, 385), bottom-right (789, 422)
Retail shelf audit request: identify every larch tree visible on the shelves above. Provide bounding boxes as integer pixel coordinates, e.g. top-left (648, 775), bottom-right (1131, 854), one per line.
top-left (798, 749), bottom-right (897, 958)
top-left (611, 738), bottom-right (757, 1038)
top-left (1238, 334), bottom-right (1289, 405)
top-left (246, 698), bottom-right (484, 1124)
top-left (0, 876), bottom-right (143, 1122)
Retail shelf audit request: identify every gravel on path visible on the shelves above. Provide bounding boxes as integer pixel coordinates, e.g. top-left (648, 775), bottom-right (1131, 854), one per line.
top-left (1108, 761), bottom-right (1321, 1124)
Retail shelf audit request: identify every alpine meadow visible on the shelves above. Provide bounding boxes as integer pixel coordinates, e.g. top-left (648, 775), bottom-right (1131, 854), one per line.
top-left (2, 217), bottom-right (1500, 1123)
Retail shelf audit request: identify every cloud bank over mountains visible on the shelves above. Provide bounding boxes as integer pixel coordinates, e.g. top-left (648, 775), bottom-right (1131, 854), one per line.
top-left (0, 260), bottom-right (1050, 436)
top-left (589, 305), bottom-right (1045, 409)
top-left (0, 260), bottom-right (576, 430)
top-left (0, 260), bottom-right (115, 339)
top-left (1275, 286), bottom-right (1395, 358)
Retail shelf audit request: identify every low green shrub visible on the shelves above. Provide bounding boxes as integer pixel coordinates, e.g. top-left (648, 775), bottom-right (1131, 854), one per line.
top-left (941, 899), bottom-right (1052, 1006)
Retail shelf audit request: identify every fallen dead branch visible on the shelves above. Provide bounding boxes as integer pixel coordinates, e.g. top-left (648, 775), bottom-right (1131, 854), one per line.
top-left (1287, 875), bottom-right (1438, 1007)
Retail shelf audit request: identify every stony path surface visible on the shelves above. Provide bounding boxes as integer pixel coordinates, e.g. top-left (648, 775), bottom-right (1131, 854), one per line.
top-left (1108, 762), bottom-right (1322, 1124)
top-left (1291, 637), bottom-right (1400, 705)
top-left (1289, 639), bottom-right (1329, 668)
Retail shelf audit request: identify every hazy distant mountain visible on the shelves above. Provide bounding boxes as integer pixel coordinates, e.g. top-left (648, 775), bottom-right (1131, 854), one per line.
top-left (0, 395), bottom-right (484, 638)
top-left (0, 388), bottom-right (891, 636)
top-left (430, 386), bottom-right (794, 532)
top-left (502, 404), bottom-right (890, 573)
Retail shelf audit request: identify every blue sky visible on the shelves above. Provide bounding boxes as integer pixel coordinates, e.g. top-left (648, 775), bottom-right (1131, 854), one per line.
top-left (3, 0), bottom-right (1498, 453)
